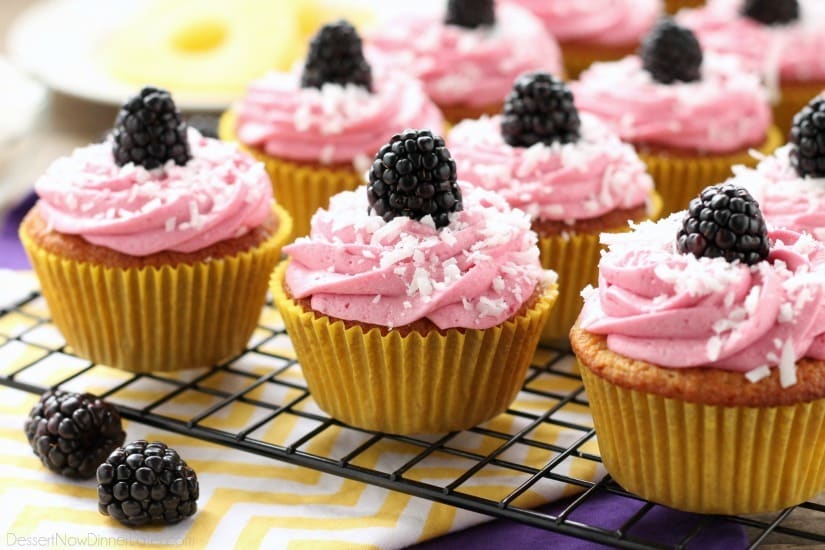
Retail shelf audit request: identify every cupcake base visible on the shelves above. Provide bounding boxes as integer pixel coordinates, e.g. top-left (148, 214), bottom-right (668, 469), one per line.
top-left (560, 41), bottom-right (637, 80)
top-left (571, 323), bottom-right (825, 515)
top-left (20, 204), bottom-right (293, 373)
top-left (219, 110), bottom-right (365, 239)
top-left (639, 125), bottom-right (783, 218)
top-left (775, 80), bottom-right (825, 138)
top-left (271, 261), bottom-right (558, 434)
top-left (538, 192), bottom-right (662, 348)
top-left (440, 102), bottom-right (503, 128)
top-left (663, 0), bottom-right (705, 14)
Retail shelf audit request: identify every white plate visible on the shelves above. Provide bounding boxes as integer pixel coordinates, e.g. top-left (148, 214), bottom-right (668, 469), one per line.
top-left (6, 0), bottom-right (442, 112)
top-left (7, 0), bottom-right (246, 111)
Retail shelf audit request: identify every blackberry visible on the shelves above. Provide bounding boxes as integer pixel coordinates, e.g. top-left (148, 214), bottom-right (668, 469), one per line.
top-left (639, 18), bottom-right (703, 84)
top-left (501, 72), bottom-right (580, 147)
top-left (742, 0), bottom-right (799, 26)
top-left (676, 183), bottom-right (770, 265)
top-left (300, 20), bottom-right (372, 91)
top-left (112, 86), bottom-right (191, 169)
top-left (97, 440), bottom-right (199, 527)
top-left (789, 97), bottom-right (825, 178)
top-left (446, 0), bottom-right (495, 29)
top-left (367, 129), bottom-right (461, 229)
top-left (24, 390), bottom-right (125, 479)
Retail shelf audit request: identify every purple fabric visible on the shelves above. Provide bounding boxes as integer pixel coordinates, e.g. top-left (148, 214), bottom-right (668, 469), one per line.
top-left (1, 191), bottom-right (36, 269)
top-left (409, 492), bottom-right (747, 549)
top-left (0, 195), bottom-right (747, 548)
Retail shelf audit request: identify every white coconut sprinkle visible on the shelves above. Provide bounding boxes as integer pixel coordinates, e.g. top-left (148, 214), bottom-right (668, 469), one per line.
top-left (745, 365), bottom-right (771, 383)
top-left (707, 336), bottom-right (722, 362)
top-left (778, 339), bottom-right (797, 388)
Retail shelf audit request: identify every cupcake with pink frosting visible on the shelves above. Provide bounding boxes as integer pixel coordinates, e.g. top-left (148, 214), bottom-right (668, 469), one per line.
top-left (219, 20), bottom-right (444, 238)
top-left (572, 182), bottom-right (825, 514)
top-left (270, 129), bottom-right (559, 434)
top-left (727, 96), bottom-right (825, 240)
top-left (505, 0), bottom-right (662, 77)
top-left (365, 0), bottom-right (562, 125)
top-left (679, 0), bottom-right (825, 134)
top-left (20, 86), bottom-right (293, 372)
top-left (571, 17), bottom-right (781, 216)
top-left (448, 72), bottom-right (659, 345)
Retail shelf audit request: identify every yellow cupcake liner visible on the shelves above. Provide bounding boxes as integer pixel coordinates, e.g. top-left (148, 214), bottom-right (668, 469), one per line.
top-left (219, 110), bottom-right (365, 239)
top-left (560, 42), bottom-right (637, 80)
top-left (579, 363), bottom-right (825, 515)
top-left (270, 261), bottom-right (559, 434)
top-left (20, 205), bottom-right (292, 373)
top-left (640, 125), bottom-right (783, 217)
top-left (538, 192), bottom-right (663, 347)
top-left (775, 81), bottom-right (825, 138)
top-left (663, 0), bottom-right (705, 14)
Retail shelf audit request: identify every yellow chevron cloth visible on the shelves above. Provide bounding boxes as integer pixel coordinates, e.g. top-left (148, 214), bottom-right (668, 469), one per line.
top-left (0, 272), bottom-right (603, 549)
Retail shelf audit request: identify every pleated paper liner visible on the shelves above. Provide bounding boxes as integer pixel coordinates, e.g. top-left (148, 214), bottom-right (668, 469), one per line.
top-left (774, 80), bottom-right (825, 138)
top-left (573, 329), bottom-right (825, 515)
top-left (538, 192), bottom-right (663, 348)
top-left (559, 41), bottom-right (637, 80)
top-left (663, 0), bottom-right (705, 14)
top-left (270, 261), bottom-right (559, 435)
top-left (639, 124), bottom-right (783, 218)
top-left (219, 110), bottom-right (365, 240)
top-left (20, 205), bottom-right (293, 373)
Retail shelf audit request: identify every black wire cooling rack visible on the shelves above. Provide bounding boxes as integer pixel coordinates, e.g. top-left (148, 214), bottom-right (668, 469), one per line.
top-left (1, 289), bottom-right (824, 549)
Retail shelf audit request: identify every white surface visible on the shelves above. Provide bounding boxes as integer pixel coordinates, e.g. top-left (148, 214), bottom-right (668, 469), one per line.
top-left (6, 0), bottom-right (441, 112)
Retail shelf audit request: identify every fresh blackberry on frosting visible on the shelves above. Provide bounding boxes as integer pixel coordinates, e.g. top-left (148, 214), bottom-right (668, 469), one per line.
top-left (97, 440), bottom-right (198, 526)
top-left (112, 86), bottom-right (191, 169)
top-left (367, 129), bottom-right (461, 229)
top-left (789, 97), bottom-right (825, 178)
top-left (741, 0), bottom-right (799, 26)
top-left (445, 0), bottom-right (495, 29)
top-left (639, 18), bottom-right (702, 84)
top-left (300, 20), bottom-right (372, 91)
top-left (24, 390), bottom-right (125, 479)
top-left (500, 72), bottom-right (580, 147)
top-left (677, 183), bottom-right (769, 265)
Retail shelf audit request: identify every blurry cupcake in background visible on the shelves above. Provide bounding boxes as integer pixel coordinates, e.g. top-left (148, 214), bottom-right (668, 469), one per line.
top-left (730, 97), bottom-right (825, 240)
top-left (678, 0), bottom-right (825, 135)
top-left (20, 87), bottom-right (292, 372)
top-left (572, 183), bottom-right (825, 514)
top-left (505, 0), bottom-right (662, 78)
top-left (571, 17), bottom-right (781, 217)
top-left (448, 72), bottom-right (659, 345)
top-left (271, 129), bottom-right (559, 434)
top-left (366, 0), bottom-right (562, 126)
top-left (220, 20), bottom-right (444, 238)
top-left (663, 0), bottom-right (705, 14)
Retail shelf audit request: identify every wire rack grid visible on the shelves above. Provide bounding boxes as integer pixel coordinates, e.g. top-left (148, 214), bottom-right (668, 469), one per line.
top-left (0, 288), bottom-right (824, 549)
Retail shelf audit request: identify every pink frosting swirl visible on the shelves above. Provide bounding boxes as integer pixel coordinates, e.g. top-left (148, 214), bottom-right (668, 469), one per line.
top-left (736, 144), bottom-right (825, 241)
top-left (447, 113), bottom-right (653, 221)
top-left (570, 53), bottom-right (772, 153)
top-left (366, 4), bottom-right (562, 108)
top-left (34, 129), bottom-right (273, 256)
top-left (284, 183), bottom-right (556, 330)
top-left (678, 0), bottom-right (825, 84)
top-left (579, 215), bottom-right (825, 379)
top-left (505, 0), bottom-right (661, 46)
top-left (233, 67), bottom-right (444, 165)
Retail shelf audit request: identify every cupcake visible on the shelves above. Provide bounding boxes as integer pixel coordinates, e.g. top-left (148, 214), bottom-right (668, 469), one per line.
top-left (572, 183), bottom-right (825, 514)
top-left (732, 97), bottom-right (825, 240)
top-left (271, 129), bottom-right (559, 434)
top-left (365, 0), bottom-right (563, 126)
top-left (448, 72), bottom-right (659, 346)
top-left (219, 20), bottom-right (444, 238)
top-left (571, 18), bottom-right (781, 217)
top-left (679, 0), bottom-right (825, 135)
top-left (506, 0), bottom-right (662, 78)
top-left (20, 86), bottom-right (292, 373)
